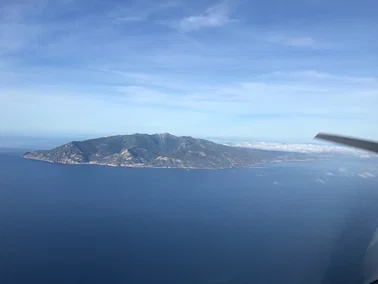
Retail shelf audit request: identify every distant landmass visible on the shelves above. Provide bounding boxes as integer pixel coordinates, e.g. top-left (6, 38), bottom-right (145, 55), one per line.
top-left (23, 133), bottom-right (313, 169)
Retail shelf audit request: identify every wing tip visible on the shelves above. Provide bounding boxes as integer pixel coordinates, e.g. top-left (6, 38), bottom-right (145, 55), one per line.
top-left (314, 132), bottom-right (329, 140)
top-left (313, 132), bottom-right (378, 154)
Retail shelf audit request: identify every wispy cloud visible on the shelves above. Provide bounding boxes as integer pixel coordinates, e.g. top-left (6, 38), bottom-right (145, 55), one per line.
top-left (333, 168), bottom-right (378, 179)
top-left (358, 172), bottom-right (376, 179)
top-left (109, 1), bottom-right (180, 22)
top-left (3, 64), bottom-right (378, 139)
top-left (267, 35), bottom-right (316, 47)
top-left (177, 1), bottom-right (235, 32)
top-left (315, 178), bottom-right (326, 184)
top-left (113, 15), bottom-right (146, 22)
top-left (0, 0), bottom-right (377, 140)
top-left (224, 141), bottom-right (377, 157)
top-left (264, 71), bottom-right (378, 84)
top-left (273, 181), bottom-right (280, 185)
top-left (105, 68), bottom-right (378, 116)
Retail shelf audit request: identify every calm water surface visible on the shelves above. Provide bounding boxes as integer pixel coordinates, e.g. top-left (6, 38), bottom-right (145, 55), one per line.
top-left (0, 153), bottom-right (377, 284)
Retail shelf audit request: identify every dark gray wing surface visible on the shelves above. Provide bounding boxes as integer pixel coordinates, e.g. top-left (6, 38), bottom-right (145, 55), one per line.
top-left (315, 132), bottom-right (378, 284)
top-left (315, 133), bottom-right (378, 154)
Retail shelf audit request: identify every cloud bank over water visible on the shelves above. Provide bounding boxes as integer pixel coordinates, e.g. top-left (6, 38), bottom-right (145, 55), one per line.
top-left (225, 141), bottom-right (377, 158)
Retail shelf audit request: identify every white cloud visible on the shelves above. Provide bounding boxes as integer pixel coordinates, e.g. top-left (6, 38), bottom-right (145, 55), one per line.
top-left (358, 172), bottom-right (376, 179)
top-left (273, 181), bottom-right (280, 185)
top-left (315, 178), bottom-right (326, 184)
top-left (335, 168), bottom-right (377, 179)
top-left (177, 1), bottom-right (235, 32)
top-left (267, 35), bottom-right (316, 47)
top-left (225, 141), bottom-right (374, 156)
top-left (325, 172), bottom-right (334, 176)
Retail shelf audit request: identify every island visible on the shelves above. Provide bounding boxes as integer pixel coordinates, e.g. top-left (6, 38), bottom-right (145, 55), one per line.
top-left (23, 133), bottom-right (310, 169)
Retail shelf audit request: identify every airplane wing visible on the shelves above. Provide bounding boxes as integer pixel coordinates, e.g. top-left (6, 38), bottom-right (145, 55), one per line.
top-left (315, 133), bottom-right (378, 154)
top-left (315, 132), bottom-right (378, 284)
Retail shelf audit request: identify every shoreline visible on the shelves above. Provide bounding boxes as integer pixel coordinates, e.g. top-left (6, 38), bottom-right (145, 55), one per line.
top-left (22, 155), bottom-right (267, 170)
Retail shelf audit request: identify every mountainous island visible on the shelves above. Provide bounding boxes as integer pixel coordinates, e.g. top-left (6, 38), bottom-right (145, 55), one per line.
top-left (23, 133), bottom-right (311, 169)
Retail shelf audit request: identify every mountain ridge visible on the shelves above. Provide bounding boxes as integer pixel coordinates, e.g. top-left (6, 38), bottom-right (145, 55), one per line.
top-left (23, 133), bottom-right (308, 169)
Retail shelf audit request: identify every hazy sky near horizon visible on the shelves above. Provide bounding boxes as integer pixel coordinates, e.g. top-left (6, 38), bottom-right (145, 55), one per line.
top-left (1, 0), bottom-right (377, 142)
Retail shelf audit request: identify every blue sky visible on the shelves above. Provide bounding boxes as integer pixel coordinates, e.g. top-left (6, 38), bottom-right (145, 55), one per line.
top-left (1, 0), bottom-right (377, 142)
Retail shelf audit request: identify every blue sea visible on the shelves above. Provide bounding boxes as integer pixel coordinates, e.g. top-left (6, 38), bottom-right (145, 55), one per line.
top-left (1, 152), bottom-right (377, 284)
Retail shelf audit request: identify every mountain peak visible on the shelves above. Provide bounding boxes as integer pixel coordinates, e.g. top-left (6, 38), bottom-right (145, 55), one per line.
top-left (155, 132), bottom-right (174, 137)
